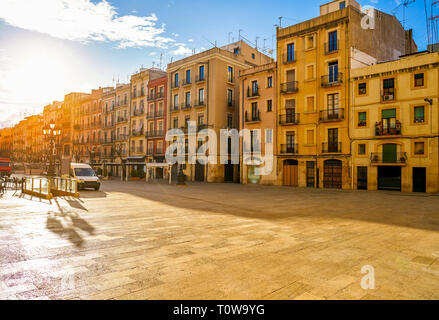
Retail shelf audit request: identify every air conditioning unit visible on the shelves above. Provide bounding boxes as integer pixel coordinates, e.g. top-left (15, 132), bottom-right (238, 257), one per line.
top-left (383, 94), bottom-right (394, 101)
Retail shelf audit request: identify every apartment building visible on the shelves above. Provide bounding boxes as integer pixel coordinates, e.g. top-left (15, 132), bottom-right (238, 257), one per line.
top-left (167, 40), bottom-right (272, 183)
top-left (351, 51), bottom-right (439, 193)
top-left (64, 92), bottom-right (88, 161)
top-left (0, 128), bottom-right (13, 157)
top-left (42, 101), bottom-right (63, 161)
top-left (130, 68), bottom-right (166, 166)
top-left (276, 0), bottom-right (417, 189)
top-left (146, 75), bottom-right (167, 166)
top-left (102, 88), bottom-right (116, 163)
top-left (239, 62), bottom-right (278, 185)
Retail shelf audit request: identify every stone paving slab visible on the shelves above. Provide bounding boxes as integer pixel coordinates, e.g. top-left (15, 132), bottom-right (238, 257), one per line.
top-left (0, 181), bottom-right (438, 300)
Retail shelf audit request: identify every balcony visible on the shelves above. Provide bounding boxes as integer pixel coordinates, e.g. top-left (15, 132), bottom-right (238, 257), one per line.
top-left (324, 41), bottom-right (339, 54)
top-left (381, 90), bottom-right (396, 103)
top-left (136, 147), bottom-right (144, 154)
top-left (155, 111), bottom-right (164, 118)
top-left (117, 117), bottom-right (128, 124)
top-left (280, 81), bottom-right (299, 94)
top-left (280, 144), bottom-right (299, 154)
top-left (245, 110), bottom-right (261, 123)
top-left (282, 53), bottom-right (296, 64)
top-left (73, 124), bottom-right (81, 130)
top-left (319, 108), bottom-right (345, 122)
top-left (375, 121), bottom-right (402, 136)
top-left (146, 112), bottom-right (155, 119)
top-left (170, 105), bottom-right (179, 112)
top-left (322, 142), bottom-right (342, 154)
top-left (247, 87), bottom-right (259, 99)
top-left (156, 92), bottom-right (164, 100)
top-left (279, 114), bottom-right (300, 125)
top-left (181, 103), bottom-right (192, 111)
top-left (132, 92), bottom-right (137, 98)
top-left (182, 78), bottom-right (192, 86)
top-left (145, 130), bottom-right (164, 138)
top-left (171, 82), bottom-right (180, 89)
top-left (148, 94), bottom-right (156, 100)
top-left (133, 108), bottom-right (144, 116)
top-left (196, 75), bottom-right (206, 83)
top-left (194, 100), bottom-right (206, 108)
top-left (114, 134), bottom-right (128, 142)
top-left (102, 138), bottom-right (114, 145)
top-left (197, 124), bottom-right (208, 132)
top-left (139, 90), bottom-right (145, 97)
top-left (147, 149), bottom-right (154, 156)
top-left (132, 129), bottom-right (144, 137)
top-left (321, 73), bottom-right (343, 87)
top-left (370, 152), bottom-right (407, 165)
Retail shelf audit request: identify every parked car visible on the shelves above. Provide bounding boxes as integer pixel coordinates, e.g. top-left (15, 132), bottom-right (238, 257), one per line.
top-left (0, 158), bottom-right (12, 177)
top-left (70, 163), bottom-right (101, 191)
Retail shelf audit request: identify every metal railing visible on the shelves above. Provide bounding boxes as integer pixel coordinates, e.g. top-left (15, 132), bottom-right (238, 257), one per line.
top-left (279, 114), bottom-right (300, 125)
top-left (170, 105), bottom-right (179, 112)
top-left (245, 110), bottom-right (261, 123)
top-left (22, 176), bottom-right (79, 199)
top-left (196, 75), bottom-right (206, 82)
top-left (280, 81), bottom-right (299, 94)
top-left (322, 142), bottom-right (342, 153)
top-left (195, 100), bottom-right (206, 108)
top-left (321, 73), bottom-right (343, 87)
top-left (319, 108), bottom-right (345, 122)
top-left (375, 122), bottom-right (402, 136)
top-left (247, 87), bottom-right (259, 98)
top-left (324, 41), bottom-right (339, 54)
top-left (282, 53), bottom-right (296, 64)
top-left (280, 144), bottom-right (298, 154)
top-left (371, 152), bottom-right (407, 164)
top-left (145, 130), bottom-right (164, 138)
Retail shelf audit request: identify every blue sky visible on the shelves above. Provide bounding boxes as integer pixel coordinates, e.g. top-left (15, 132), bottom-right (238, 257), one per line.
top-left (0, 0), bottom-right (430, 127)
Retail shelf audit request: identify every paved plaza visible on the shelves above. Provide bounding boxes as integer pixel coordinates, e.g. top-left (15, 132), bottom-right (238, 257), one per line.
top-left (0, 180), bottom-right (438, 300)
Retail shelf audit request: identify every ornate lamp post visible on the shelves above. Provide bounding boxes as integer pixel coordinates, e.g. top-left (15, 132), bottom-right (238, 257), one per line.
top-left (43, 121), bottom-right (61, 178)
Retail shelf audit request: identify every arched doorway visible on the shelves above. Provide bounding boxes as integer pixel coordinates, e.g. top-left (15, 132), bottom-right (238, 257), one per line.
top-left (323, 159), bottom-right (342, 189)
top-left (283, 159), bottom-right (298, 186)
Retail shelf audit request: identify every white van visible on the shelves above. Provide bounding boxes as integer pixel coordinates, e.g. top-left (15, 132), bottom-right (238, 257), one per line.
top-left (70, 163), bottom-right (101, 191)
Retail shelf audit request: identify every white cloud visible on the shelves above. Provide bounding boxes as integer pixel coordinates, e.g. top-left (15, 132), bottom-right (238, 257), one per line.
top-left (170, 44), bottom-right (192, 56)
top-left (188, 39), bottom-right (194, 42)
top-left (0, 0), bottom-right (175, 49)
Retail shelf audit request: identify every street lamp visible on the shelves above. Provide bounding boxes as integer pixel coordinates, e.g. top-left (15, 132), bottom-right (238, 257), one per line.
top-left (43, 121), bottom-right (61, 178)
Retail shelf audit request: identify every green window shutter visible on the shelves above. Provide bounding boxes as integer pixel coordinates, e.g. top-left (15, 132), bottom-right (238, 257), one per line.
top-left (382, 109), bottom-right (396, 119)
top-left (414, 107), bottom-right (424, 118)
top-left (382, 144), bottom-right (397, 163)
top-left (359, 112), bottom-right (367, 121)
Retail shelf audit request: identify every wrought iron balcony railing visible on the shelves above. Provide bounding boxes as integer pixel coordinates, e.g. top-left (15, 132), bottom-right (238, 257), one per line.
top-left (280, 144), bottom-right (298, 154)
top-left (370, 152), bottom-right (407, 164)
top-left (321, 73), bottom-right (343, 87)
top-left (322, 142), bottom-right (342, 153)
top-left (280, 81), bottom-right (299, 94)
top-left (375, 122), bottom-right (402, 136)
top-left (319, 108), bottom-right (345, 122)
top-left (245, 110), bottom-right (261, 123)
top-left (279, 113), bottom-right (300, 125)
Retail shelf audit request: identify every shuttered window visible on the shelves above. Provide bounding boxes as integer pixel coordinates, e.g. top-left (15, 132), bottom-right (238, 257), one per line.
top-left (382, 109), bottom-right (396, 119)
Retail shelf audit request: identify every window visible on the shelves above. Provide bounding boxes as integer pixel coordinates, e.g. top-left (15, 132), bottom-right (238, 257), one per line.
top-left (306, 96), bottom-right (315, 112)
top-left (383, 78), bottom-right (395, 99)
top-left (415, 142), bottom-right (425, 155)
top-left (174, 73), bottom-right (179, 86)
top-left (267, 100), bottom-right (272, 112)
top-left (358, 112), bottom-right (367, 126)
top-left (287, 43), bottom-right (295, 62)
top-left (228, 66), bottom-right (233, 82)
top-left (328, 31), bottom-right (338, 52)
top-left (414, 73), bottom-right (424, 87)
top-left (199, 65), bottom-right (205, 81)
top-left (251, 80), bottom-right (258, 95)
top-left (173, 94), bottom-right (179, 107)
top-left (227, 114), bottom-right (233, 128)
top-left (358, 144), bottom-right (366, 155)
top-left (185, 92), bottom-right (191, 106)
top-left (185, 116), bottom-right (190, 128)
top-left (327, 93), bottom-right (339, 111)
top-left (328, 61), bottom-right (339, 82)
top-left (265, 129), bottom-right (273, 144)
top-left (306, 35), bottom-right (314, 49)
top-left (251, 102), bottom-right (258, 119)
top-left (307, 129), bottom-right (314, 145)
top-left (199, 88), bottom-right (205, 104)
top-left (185, 69), bottom-right (191, 84)
top-left (267, 76), bottom-right (273, 88)
top-left (358, 83), bottom-right (367, 95)
top-left (414, 106), bottom-right (425, 123)
top-left (198, 114), bottom-right (204, 125)
top-left (173, 117), bottom-right (178, 129)
top-left (251, 53), bottom-right (255, 59)
top-left (340, 1), bottom-right (346, 9)
top-left (227, 89), bottom-right (233, 106)
top-left (306, 65), bottom-right (314, 80)
top-left (234, 48), bottom-right (240, 54)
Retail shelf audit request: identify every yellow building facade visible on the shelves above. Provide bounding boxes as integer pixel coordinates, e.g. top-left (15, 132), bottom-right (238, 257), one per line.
top-left (276, 0), bottom-right (415, 189)
top-left (167, 41), bottom-right (272, 182)
top-left (351, 51), bottom-right (439, 193)
top-left (239, 62), bottom-right (278, 185)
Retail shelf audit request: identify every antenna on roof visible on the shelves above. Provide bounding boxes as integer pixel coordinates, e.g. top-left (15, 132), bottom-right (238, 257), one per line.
top-left (238, 29), bottom-right (243, 41)
top-left (202, 36), bottom-right (216, 48)
top-left (228, 32), bottom-right (233, 43)
top-left (278, 16), bottom-right (283, 28)
top-left (255, 36), bottom-right (259, 50)
top-left (160, 53), bottom-right (163, 70)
